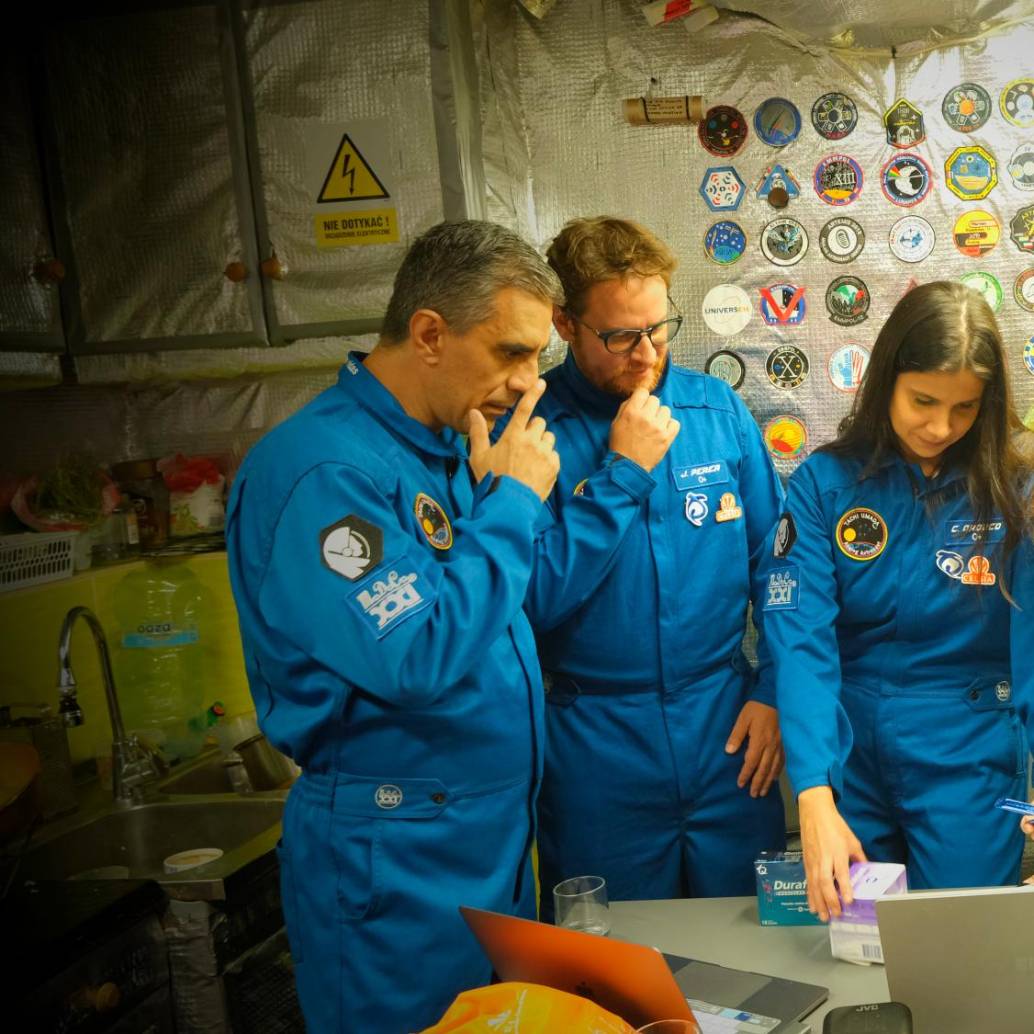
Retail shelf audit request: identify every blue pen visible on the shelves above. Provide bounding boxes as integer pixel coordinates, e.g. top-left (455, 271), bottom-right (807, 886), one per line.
top-left (994, 797), bottom-right (1034, 817)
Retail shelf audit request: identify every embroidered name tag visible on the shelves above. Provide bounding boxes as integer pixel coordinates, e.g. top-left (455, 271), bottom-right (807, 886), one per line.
top-left (672, 460), bottom-right (729, 490)
top-left (943, 518), bottom-right (1005, 545)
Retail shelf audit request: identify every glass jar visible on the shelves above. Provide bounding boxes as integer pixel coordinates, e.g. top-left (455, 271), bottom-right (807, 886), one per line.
top-left (91, 503), bottom-right (139, 564)
top-left (111, 459), bottom-right (169, 551)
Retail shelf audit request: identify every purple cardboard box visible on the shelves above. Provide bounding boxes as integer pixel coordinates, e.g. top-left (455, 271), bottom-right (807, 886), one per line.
top-left (829, 861), bottom-right (908, 964)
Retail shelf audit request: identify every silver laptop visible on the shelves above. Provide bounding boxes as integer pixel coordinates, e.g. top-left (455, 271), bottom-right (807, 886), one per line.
top-left (876, 885), bottom-right (1034, 1034)
top-left (661, 952), bottom-right (825, 1034)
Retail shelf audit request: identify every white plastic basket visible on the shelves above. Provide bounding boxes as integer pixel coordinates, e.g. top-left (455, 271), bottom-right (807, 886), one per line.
top-left (0, 531), bottom-right (78, 592)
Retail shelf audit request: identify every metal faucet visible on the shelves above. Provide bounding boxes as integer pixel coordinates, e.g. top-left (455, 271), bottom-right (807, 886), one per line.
top-left (57, 605), bottom-right (165, 805)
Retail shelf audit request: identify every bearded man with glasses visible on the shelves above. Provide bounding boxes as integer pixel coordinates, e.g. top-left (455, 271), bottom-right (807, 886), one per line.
top-left (527, 216), bottom-right (788, 915)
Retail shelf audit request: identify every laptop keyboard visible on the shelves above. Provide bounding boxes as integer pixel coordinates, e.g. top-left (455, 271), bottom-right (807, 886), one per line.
top-left (687, 998), bottom-right (781, 1034)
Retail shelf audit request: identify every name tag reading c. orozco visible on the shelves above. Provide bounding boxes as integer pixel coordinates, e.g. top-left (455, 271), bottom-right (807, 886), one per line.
top-left (944, 518), bottom-right (1005, 545)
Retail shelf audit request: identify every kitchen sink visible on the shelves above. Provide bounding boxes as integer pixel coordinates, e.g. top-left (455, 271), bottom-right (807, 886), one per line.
top-left (159, 748), bottom-right (237, 795)
top-left (21, 795), bottom-right (285, 899)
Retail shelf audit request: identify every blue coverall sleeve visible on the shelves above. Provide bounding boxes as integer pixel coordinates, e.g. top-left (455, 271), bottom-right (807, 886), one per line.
top-left (733, 395), bottom-right (787, 708)
top-left (1011, 534), bottom-right (1034, 755)
top-left (523, 455), bottom-right (656, 632)
top-left (757, 461), bottom-right (853, 798)
top-left (250, 461), bottom-right (542, 709)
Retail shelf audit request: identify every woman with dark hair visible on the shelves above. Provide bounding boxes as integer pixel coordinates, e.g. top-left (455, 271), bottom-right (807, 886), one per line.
top-left (759, 281), bottom-right (1034, 920)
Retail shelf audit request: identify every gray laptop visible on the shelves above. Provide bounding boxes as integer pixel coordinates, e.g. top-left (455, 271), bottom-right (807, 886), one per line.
top-left (461, 906), bottom-right (826, 1034)
top-left (876, 885), bottom-right (1034, 1034)
top-left (661, 952), bottom-right (825, 1034)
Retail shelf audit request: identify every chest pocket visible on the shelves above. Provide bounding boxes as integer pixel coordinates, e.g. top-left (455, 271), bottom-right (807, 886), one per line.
top-left (936, 515), bottom-right (1005, 586)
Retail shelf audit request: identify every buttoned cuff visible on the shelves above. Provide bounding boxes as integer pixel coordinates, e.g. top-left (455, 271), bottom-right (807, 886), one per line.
top-left (603, 452), bottom-right (656, 500)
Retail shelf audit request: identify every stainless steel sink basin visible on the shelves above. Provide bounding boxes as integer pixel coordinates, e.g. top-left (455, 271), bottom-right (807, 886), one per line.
top-left (22, 795), bottom-right (284, 899)
top-left (159, 749), bottom-right (236, 795)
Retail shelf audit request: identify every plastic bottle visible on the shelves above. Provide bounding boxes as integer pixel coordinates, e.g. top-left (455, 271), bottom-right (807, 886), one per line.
top-left (111, 560), bottom-right (210, 761)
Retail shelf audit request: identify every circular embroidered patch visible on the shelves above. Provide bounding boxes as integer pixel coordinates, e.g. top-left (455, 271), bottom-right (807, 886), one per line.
top-left (826, 276), bottom-right (870, 326)
top-left (958, 271), bottom-right (1003, 313)
top-left (836, 507), bottom-right (888, 561)
top-left (814, 154), bottom-right (863, 206)
top-left (953, 210), bottom-right (1000, 258)
top-left (945, 145), bottom-right (997, 201)
top-left (811, 92), bottom-right (857, 140)
top-left (1010, 205), bottom-right (1034, 254)
top-left (704, 349), bottom-right (746, 389)
top-left (701, 283), bottom-right (753, 336)
top-left (759, 284), bottom-right (807, 326)
top-left (1008, 143), bottom-right (1034, 191)
top-left (828, 344), bottom-right (870, 393)
top-left (704, 220), bottom-right (747, 265)
top-left (754, 97), bottom-right (801, 146)
top-left (414, 492), bottom-right (453, 550)
top-left (820, 217), bottom-right (865, 263)
top-left (1023, 336), bottom-right (1034, 376)
top-left (763, 415), bottom-right (808, 461)
top-left (881, 153), bottom-right (932, 207)
top-left (889, 216), bottom-right (935, 263)
top-left (1000, 78), bottom-right (1034, 129)
top-left (375, 784), bottom-right (403, 809)
top-left (766, 345), bottom-right (809, 389)
top-left (1015, 269), bottom-right (1034, 313)
top-left (760, 218), bottom-right (809, 266)
top-left (942, 82), bottom-right (992, 132)
top-left (699, 105), bottom-right (748, 156)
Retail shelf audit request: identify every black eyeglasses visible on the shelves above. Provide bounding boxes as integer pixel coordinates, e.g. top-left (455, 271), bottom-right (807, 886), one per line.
top-left (567, 298), bottom-right (683, 355)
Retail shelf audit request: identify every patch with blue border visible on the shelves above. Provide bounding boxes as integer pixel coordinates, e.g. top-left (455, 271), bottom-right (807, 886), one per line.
top-left (763, 566), bottom-right (800, 611)
top-left (944, 518), bottom-right (1005, 546)
top-left (348, 564), bottom-right (432, 639)
top-left (672, 460), bottom-right (729, 490)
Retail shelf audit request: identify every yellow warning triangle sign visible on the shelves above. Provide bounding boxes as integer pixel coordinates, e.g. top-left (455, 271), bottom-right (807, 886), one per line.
top-left (318, 134), bottom-right (389, 203)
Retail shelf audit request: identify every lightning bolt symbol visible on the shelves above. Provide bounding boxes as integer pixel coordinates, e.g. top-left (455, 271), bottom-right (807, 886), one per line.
top-left (342, 153), bottom-right (356, 195)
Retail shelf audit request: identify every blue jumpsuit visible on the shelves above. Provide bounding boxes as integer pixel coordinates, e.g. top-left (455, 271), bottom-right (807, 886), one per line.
top-left (529, 353), bottom-right (787, 915)
top-left (758, 450), bottom-right (1034, 888)
top-left (226, 353), bottom-right (658, 1034)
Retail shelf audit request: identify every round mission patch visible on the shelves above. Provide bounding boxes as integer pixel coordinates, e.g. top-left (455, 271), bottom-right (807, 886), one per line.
top-left (414, 492), bottom-right (453, 550)
top-left (836, 507), bottom-right (888, 561)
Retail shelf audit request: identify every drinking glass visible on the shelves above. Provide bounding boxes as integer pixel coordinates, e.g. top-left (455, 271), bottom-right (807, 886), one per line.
top-left (636, 1020), bottom-right (700, 1034)
top-left (552, 875), bottom-right (611, 936)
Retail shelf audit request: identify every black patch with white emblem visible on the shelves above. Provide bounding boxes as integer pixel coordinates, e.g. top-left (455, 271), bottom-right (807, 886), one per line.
top-left (320, 514), bottom-right (383, 581)
top-left (773, 512), bottom-right (798, 558)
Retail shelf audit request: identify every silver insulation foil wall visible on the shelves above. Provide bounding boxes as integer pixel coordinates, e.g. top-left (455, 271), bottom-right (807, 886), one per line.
top-left (478, 0), bottom-right (1034, 471)
top-left (714, 0), bottom-right (1033, 50)
top-left (0, 66), bottom-right (63, 345)
top-left (243, 0), bottom-right (444, 326)
top-left (46, 6), bottom-right (261, 346)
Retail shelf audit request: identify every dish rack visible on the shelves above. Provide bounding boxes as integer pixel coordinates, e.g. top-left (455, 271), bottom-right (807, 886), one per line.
top-left (0, 531), bottom-right (78, 592)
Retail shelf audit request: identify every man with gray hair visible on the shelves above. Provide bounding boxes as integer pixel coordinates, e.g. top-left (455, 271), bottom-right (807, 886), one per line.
top-left (226, 220), bottom-right (566, 1032)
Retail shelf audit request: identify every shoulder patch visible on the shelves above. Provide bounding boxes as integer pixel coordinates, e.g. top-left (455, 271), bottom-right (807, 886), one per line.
top-left (763, 565), bottom-right (800, 611)
top-left (773, 512), bottom-right (798, 558)
top-left (414, 493), bottom-right (453, 550)
top-left (320, 514), bottom-right (383, 580)
top-left (835, 507), bottom-right (888, 561)
top-left (350, 567), bottom-right (431, 638)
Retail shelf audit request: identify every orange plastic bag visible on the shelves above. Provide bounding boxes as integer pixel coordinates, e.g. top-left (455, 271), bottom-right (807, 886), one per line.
top-left (419, 982), bottom-right (637, 1033)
